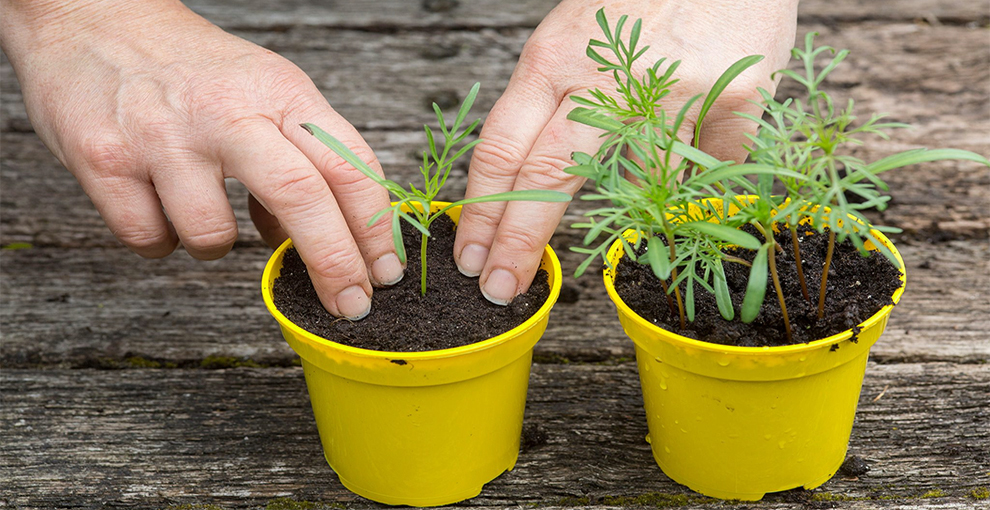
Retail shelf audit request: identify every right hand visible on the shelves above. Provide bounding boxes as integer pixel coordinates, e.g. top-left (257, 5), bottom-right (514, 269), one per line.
top-left (454, 0), bottom-right (799, 304)
top-left (1, 0), bottom-right (403, 319)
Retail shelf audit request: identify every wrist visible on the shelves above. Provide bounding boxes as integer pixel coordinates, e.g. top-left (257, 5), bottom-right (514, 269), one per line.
top-left (1, 0), bottom-right (192, 55)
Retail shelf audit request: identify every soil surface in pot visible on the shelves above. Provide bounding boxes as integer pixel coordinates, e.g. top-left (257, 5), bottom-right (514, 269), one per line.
top-left (272, 213), bottom-right (550, 352)
top-left (614, 226), bottom-right (903, 347)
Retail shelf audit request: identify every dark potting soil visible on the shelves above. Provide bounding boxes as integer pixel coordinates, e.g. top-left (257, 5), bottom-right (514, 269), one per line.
top-left (613, 226), bottom-right (904, 347)
top-left (272, 213), bottom-right (550, 352)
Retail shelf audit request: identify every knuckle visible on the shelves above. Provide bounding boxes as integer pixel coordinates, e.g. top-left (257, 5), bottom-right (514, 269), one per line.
top-left (360, 209), bottom-right (393, 239)
top-left (497, 225), bottom-right (547, 257)
top-left (464, 201), bottom-right (504, 229)
top-left (519, 38), bottom-right (567, 77)
top-left (79, 134), bottom-right (133, 178)
top-left (519, 153), bottom-right (576, 189)
top-left (318, 143), bottom-right (382, 187)
top-left (116, 226), bottom-right (173, 253)
top-left (305, 241), bottom-right (365, 281)
top-left (182, 223), bottom-right (238, 254)
top-left (471, 134), bottom-right (529, 174)
top-left (264, 167), bottom-right (327, 208)
top-left (255, 55), bottom-right (315, 103)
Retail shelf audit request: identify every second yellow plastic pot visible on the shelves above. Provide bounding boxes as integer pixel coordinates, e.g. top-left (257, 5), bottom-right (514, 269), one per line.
top-left (603, 205), bottom-right (906, 501)
top-left (261, 203), bottom-right (561, 506)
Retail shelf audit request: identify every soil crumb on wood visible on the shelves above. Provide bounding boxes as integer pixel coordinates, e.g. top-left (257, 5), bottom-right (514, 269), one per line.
top-left (272, 213), bottom-right (550, 352)
top-left (614, 226), bottom-right (903, 347)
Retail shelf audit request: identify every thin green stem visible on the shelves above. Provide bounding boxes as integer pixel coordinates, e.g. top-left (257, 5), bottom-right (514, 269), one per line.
top-left (723, 255), bottom-right (752, 267)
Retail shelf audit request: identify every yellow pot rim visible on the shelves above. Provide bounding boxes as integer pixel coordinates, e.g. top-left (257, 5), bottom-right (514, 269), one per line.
top-left (261, 202), bottom-right (562, 361)
top-left (603, 218), bottom-right (906, 357)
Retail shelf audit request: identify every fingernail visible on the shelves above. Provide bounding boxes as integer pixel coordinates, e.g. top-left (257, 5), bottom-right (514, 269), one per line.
top-left (481, 269), bottom-right (518, 306)
top-left (371, 253), bottom-right (404, 286)
top-left (336, 285), bottom-right (372, 320)
top-left (458, 244), bottom-right (489, 277)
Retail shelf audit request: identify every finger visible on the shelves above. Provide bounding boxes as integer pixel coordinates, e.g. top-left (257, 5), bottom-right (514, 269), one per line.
top-left (222, 120), bottom-right (372, 319)
top-left (151, 158), bottom-right (238, 260)
top-left (282, 104), bottom-right (403, 287)
top-left (454, 70), bottom-right (560, 277)
top-left (248, 193), bottom-right (287, 249)
top-left (84, 173), bottom-right (179, 258)
top-left (478, 103), bottom-right (601, 305)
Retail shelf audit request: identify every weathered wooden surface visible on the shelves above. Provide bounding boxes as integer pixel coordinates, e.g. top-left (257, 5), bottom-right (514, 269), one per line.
top-left (2, 362), bottom-right (988, 509)
top-left (3, 22), bottom-right (988, 244)
top-left (1, 239), bottom-right (987, 367)
top-left (2, 0), bottom-right (989, 508)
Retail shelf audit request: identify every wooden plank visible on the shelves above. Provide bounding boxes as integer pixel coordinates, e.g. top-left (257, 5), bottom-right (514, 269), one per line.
top-left (1, 239), bottom-right (987, 367)
top-left (2, 362), bottom-right (987, 508)
top-left (3, 21), bottom-right (988, 137)
top-left (3, 22), bottom-right (987, 245)
top-left (178, 0), bottom-right (989, 30)
top-left (2, 127), bottom-right (987, 252)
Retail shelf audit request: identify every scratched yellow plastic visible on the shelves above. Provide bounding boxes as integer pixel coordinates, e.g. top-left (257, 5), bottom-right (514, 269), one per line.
top-left (262, 203), bottom-right (562, 506)
top-left (603, 199), bottom-right (906, 501)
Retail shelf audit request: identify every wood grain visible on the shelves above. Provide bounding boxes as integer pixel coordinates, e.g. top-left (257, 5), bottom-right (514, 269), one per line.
top-left (2, 362), bottom-right (987, 509)
top-left (1, 238), bottom-right (986, 367)
top-left (1, 1), bottom-right (987, 508)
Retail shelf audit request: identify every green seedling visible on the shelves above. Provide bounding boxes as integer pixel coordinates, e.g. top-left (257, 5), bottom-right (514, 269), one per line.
top-left (566, 11), bottom-right (989, 337)
top-left (737, 32), bottom-right (990, 330)
top-left (565, 9), bottom-right (772, 328)
top-left (303, 83), bottom-right (571, 296)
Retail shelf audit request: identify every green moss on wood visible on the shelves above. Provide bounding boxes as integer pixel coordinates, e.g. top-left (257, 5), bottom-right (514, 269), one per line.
top-left (125, 356), bottom-right (178, 369)
top-left (920, 489), bottom-right (948, 499)
top-left (265, 498), bottom-right (344, 510)
top-left (970, 487), bottom-right (990, 499)
top-left (557, 496), bottom-right (591, 506)
top-left (533, 353), bottom-right (572, 364)
top-left (200, 355), bottom-right (263, 369)
top-left (1, 242), bottom-right (33, 250)
top-left (601, 492), bottom-right (710, 507)
top-left (810, 492), bottom-right (859, 502)
top-left (553, 492), bottom-right (714, 507)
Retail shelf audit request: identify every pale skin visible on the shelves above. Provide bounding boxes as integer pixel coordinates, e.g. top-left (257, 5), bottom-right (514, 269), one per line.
top-left (0, 0), bottom-right (799, 316)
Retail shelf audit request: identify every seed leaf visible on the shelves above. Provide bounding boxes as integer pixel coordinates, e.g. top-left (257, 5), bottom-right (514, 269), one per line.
top-left (712, 259), bottom-right (734, 320)
top-left (740, 244), bottom-right (769, 323)
top-left (646, 235), bottom-right (671, 279)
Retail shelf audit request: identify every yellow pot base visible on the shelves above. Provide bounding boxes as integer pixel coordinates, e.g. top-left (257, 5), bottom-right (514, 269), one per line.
top-left (655, 450), bottom-right (844, 501)
top-left (334, 455), bottom-right (517, 507)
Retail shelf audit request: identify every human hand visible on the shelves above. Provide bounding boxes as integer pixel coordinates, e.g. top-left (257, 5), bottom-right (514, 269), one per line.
top-left (454, 0), bottom-right (799, 304)
top-left (1, 0), bottom-right (403, 319)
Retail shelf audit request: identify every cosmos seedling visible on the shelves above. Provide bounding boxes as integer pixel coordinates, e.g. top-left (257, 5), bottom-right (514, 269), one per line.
top-left (736, 32), bottom-right (990, 334)
top-left (303, 83), bottom-right (571, 296)
top-left (567, 11), bottom-right (989, 337)
top-left (565, 9), bottom-right (778, 328)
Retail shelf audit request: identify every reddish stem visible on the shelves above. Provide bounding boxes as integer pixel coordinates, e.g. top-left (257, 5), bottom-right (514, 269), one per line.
top-left (817, 229), bottom-right (836, 320)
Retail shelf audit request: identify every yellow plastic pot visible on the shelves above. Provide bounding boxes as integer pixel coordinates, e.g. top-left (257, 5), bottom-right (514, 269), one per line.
top-left (603, 200), bottom-right (906, 501)
top-left (261, 202), bottom-right (561, 506)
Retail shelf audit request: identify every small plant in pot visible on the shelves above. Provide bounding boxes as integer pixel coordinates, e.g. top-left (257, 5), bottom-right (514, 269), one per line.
top-left (565, 10), bottom-right (990, 501)
top-left (261, 83), bottom-right (571, 506)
